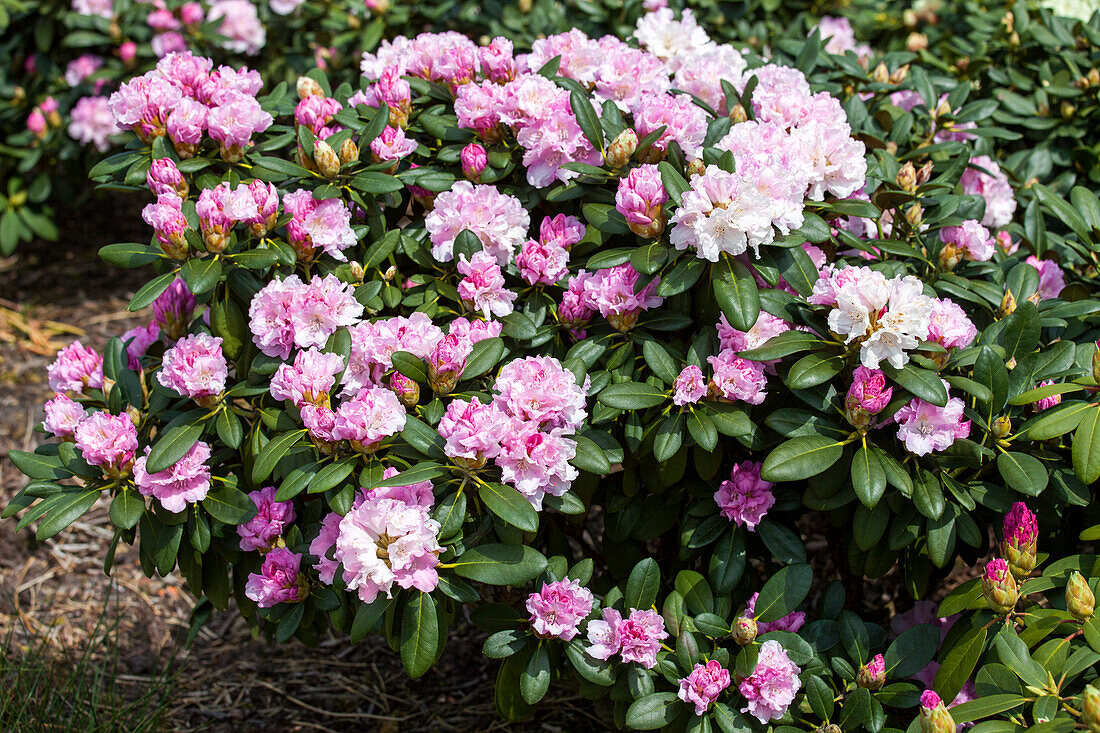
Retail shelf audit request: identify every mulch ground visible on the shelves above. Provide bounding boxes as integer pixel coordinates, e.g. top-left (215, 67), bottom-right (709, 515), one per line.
top-left (0, 195), bottom-right (600, 732)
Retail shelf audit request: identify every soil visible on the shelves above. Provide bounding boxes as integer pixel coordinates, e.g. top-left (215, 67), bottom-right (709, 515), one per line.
top-left (0, 194), bottom-right (599, 732)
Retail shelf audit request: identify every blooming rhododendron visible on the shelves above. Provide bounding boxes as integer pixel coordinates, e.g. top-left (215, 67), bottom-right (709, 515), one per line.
top-left (244, 548), bottom-right (307, 607)
top-left (75, 412), bottom-right (138, 469)
top-left (248, 275), bottom-right (363, 359)
top-left (893, 385), bottom-right (971, 456)
top-left (238, 486), bottom-right (297, 552)
top-left (714, 461), bottom-right (775, 529)
top-left (457, 251), bottom-right (517, 318)
top-left (133, 440), bottom-right (212, 512)
top-left (739, 640), bottom-right (802, 722)
top-left (673, 365), bottom-right (707, 406)
top-left (426, 181), bottom-right (529, 264)
top-left (158, 333), bottom-right (228, 400)
top-left (48, 340), bottom-right (104, 394)
top-left (526, 579), bottom-right (594, 640)
top-left (43, 393), bottom-right (87, 438)
top-left (678, 660), bottom-right (731, 716)
top-left (961, 155), bottom-right (1017, 228)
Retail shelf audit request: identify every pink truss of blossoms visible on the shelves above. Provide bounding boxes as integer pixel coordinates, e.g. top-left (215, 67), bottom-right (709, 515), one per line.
top-left (238, 486), bottom-right (297, 552)
top-left (158, 333), bottom-right (228, 399)
top-left (677, 660), bottom-right (731, 716)
top-left (294, 94), bottom-right (342, 138)
top-left (997, 230), bottom-right (1019, 255)
top-left (108, 72), bottom-right (182, 140)
top-left (961, 155), bottom-right (1017, 228)
top-left (342, 313), bottom-right (444, 393)
top-left (334, 495), bottom-right (443, 603)
top-left (453, 80), bottom-right (505, 137)
top-left (1025, 256), bottom-right (1066, 301)
top-left (207, 0), bottom-right (266, 55)
top-left (521, 29), bottom-right (604, 85)
top-left (244, 548), bottom-right (306, 608)
top-left (282, 190), bottom-right (357, 261)
top-left (438, 397), bottom-right (513, 462)
top-left (166, 97), bottom-right (207, 147)
top-left (788, 112), bottom-right (868, 201)
top-left (359, 32), bottom-right (478, 89)
top-left (927, 298), bottom-right (977, 350)
top-left (68, 96), bottom-right (121, 152)
top-left (248, 275), bottom-right (364, 359)
top-left (425, 181), bottom-right (530, 264)
top-left (670, 165), bottom-right (778, 261)
top-left (515, 89), bottom-right (602, 188)
top-left (516, 237), bottom-right (570, 286)
top-left (206, 93), bottom-right (273, 156)
top-left (816, 16), bottom-right (873, 60)
top-left (43, 393), bottom-right (87, 439)
top-left (48, 340), bottom-right (104, 394)
top-left (526, 579), bottom-right (594, 641)
top-left (716, 121), bottom-right (810, 231)
top-left (480, 36), bottom-right (517, 82)
top-left (743, 592), bottom-right (806, 634)
top-left (940, 220), bottom-right (994, 262)
top-left (592, 42), bottom-right (671, 113)
top-left (448, 317), bottom-right (501, 346)
top-left (331, 386), bottom-right (407, 449)
top-left (1004, 501), bottom-right (1038, 547)
top-left (147, 158), bottom-right (187, 198)
top-left (370, 125), bottom-right (418, 162)
top-left (152, 32), bottom-right (187, 60)
top-left (616, 164), bottom-right (668, 234)
top-left (559, 270), bottom-right (597, 338)
top-left (631, 93), bottom-right (709, 160)
top-left (196, 183), bottom-right (263, 241)
top-left (707, 350), bottom-right (768, 405)
top-left (122, 323), bottom-right (159, 370)
top-left (893, 383), bottom-right (971, 456)
top-left (672, 44), bottom-right (747, 114)
top-left (673, 365), bottom-right (707, 406)
top-left (582, 263), bottom-right (664, 321)
top-left (714, 461), bottom-right (775, 530)
top-left (493, 356), bottom-right (588, 432)
top-left (133, 440), bottom-right (212, 512)
top-left (718, 312), bottom-right (791, 356)
top-left (142, 193), bottom-right (188, 251)
top-left (496, 423), bottom-right (579, 508)
top-left (739, 640), bottom-right (802, 723)
top-left (66, 55), bottom-right (104, 87)
top-left (457, 251), bottom-right (517, 318)
top-left (848, 365), bottom-right (892, 415)
top-left (75, 412), bottom-right (138, 469)
top-left (154, 279), bottom-right (196, 336)
top-left (1034, 380), bottom-right (1062, 412)
top-left (633, 8), bottom-right (715, 71)
top-left (588, 608), bottom-right (668, 668)
top-left (270, 348), bottom-right (345, 407)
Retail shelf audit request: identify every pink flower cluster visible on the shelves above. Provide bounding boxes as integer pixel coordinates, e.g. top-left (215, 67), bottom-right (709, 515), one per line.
top-left (1004, 501), bottom-right (1038, 547)
top-left (707, 350), bottom-right (768, 405)
top-left (677, 660), bottom-right (731, 716)
top-left (457, 251), bottom-right (516, 318)
top-left (109, 52), bottom-right (271, 160)
top-left (586, 607), bottom-right (668, 668)
top-left (193, 181), bottom-right (280, 251)
top-left (1025, 256), bottom-right (1066, 301)
top-left (425, 181), bottom-right (529, 264)
top-left (616, 165), bottom-right (669, 238)
top-left (939, 220), bottom-right (994, 263)
top-left (248, 275), bottom-right (363, 359)
top-left (343, 313), bottom-right (445, 392)
top-left (158, 333), bottom-right (228, 400)
top-left (526, 579), bottom-right (594, 640)
top-left (893, 383), bottom-right (971, 456)
top-left (673, 365), bottom-right (707, 406)
top-left (295, 95), bottom-right (342, 139)
top-left (74, 412), bottom-right (138, 470)
top-left (714, 461), bottom-right (775, 530)
top-left (816, 16), bottom-right (873, 59)
top-left (559, 264), bottom-right (664, 334)
top-left (516, 215), bottom-right (583, 286)
top-left (238, 486), bottom-right (297, 552)
top-left (43, 394), bottom-right (88, 439)
top-left (283, 190), bottom-right (357, 261)
top-left (961, 155), bottom-right (1017, 228)
top-left (244, 548), bottom-right (306, 608)
top-left (68, 96), bottom-right (121, 151)
top-left (133, 440), bottom-right (212, 512)
top-left (739, 640), bottom-right (802, 723)
top-left (270, 349), bottom-right (345, 407)
top-left (48, 340), bottom-right (104, 395)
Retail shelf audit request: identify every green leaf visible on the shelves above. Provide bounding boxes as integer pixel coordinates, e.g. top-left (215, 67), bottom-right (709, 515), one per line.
top-left (885, 624), bottom-right (939, 678)
top-left (709, 530), bottom-right (746, 593)
top-left (1034, 183), bottom-right (1092, 244)
top-left (757, 521), bottom-right (806, 564)
top-left (99, 242), bottom-right (163, 268)
top-left (786, 353), bottom-right (846, 390)
top-left (375, 462), bottom-right (446, 488)
top-left (1072, 405), bottom-right (1100, 484)
top-left (35, 489), bottom-right (101, 541)
top-left (883, 363), bottom-right (948, 406)
top-left (656, 257), bottom-right (705, 296)
top-left (483, 629), bottom-right (528, 659)
top-left (950, 694), bottom-right (1026, 724)
top-left (1001, 301), bottom-right (1040, 362)
top-left (350, 171), bottom-right (404, 194)
top-left (8, 450), bottom-right (68, 480)
top-left (109, 490), bottom-right (145, 530)
top-left (350, 598), bottom-right (391, 642)
top-left (202, 486), bottom-right (258, 525)
top-left (934, 625), bottom-right (988, 703)
top-left (569, 90), bottom-right (604, 151)
top-left (452, 544), bottom-right (548, 586)
top-left (462, 337), bottom-right (505, 380)
top-left (251, 429), bottom-right (307, 483)
top-left (675, 570), bottom-right (713, 615)
top-left (993, 628), bottom-right (1047, 690)
top-left (997, 451), bottom-right (1049, 496)
top-left (686, 410), bottom-right (718, 451)
top-left (625, 692), bottom-right (681, 730)
top-left (128, 271), bottom-right (177, 312)
top-left (478, 482), bottom-right (539, 533)
top-left (754, 563), bottom-right (812, 623)
top-left (642, 341), bottom-right (679, 384)
top-left (597, 382), bottom-right (667, 410)
top-left (215, 408), bottom-right (243, 449)
top-left (761, 437), bottom-right (845, 482)
top-left (181, 257), bottom-right (223, 296)
top-left (146, 422), bottom-right (205, 474)
top-left (400, 591), bottom-right (438, 679)
top-left (839, 611), bottom-right (871, 665)
top-left (570, 434), bottom-right (611, 475)
top-left (520, 643), bottom-right (551, 704)
top-left (805, 675), bottom-right (835, 721)
top-left (739, 330), bottom-right (824, 361)
top-left (566, 639), bottom-right (616, 686)
top-left (390, 351), bottom-right (428, 383)
top-left (851, 444), bottom-right (886, 508)
top-left (713, 257), bottom-right (759, 332)
top-left (1021, 400), bottom-right (1091, 440)
top-left (625, 558), bottom-right (661, 611)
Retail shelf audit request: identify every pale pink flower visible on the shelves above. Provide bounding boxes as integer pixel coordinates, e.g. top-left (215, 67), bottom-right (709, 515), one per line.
top-left (847, 366), bottom-right (892, 415)
top-left (616, 609), bottom-right (668, 669)
top-left (927, 298), bottom-right (977, 350)
top-left (497, 423), bottom-right (579, 508)
top-left (72, 0), bottom-right (112, 19)
top-left (493, 356), bottom-right (588, 431)
top-left (616, 164), bottom-right (668, 237)
top-left (670, 165), bottom-right (776, 260)
top-left (526, 579), bottom-right (594, 640)
top-left (893, 385), bottom-right (971, 456)
top-left (559, 271), bottom-right (597, 337)
top-left (166, 97), bottom-right (208, 148)
top-left (516, 238), bottom-right (570, 286)
top-left (332, 386), bottom-right (407, 450)
top-left (65, 55), bottom-right (104, 87)
top-left (43, 394), bottom-right (87, 439)
top-left (158, 333), bottom-right (228, 399)
top-left (961, 155), bottom-right (1016, 228)
top-left (208, 0), bottom-right (266, 55)
top-left (270, 348), bottom-right (345, 406)
top-left (238, 486), bottom-right (297, 552)
top-left (68, 96), bottom-right (121, 151)
top-left (672, 44), bottom-right (747, 114)
top-left (461, 143), bottom-right (487, 181)
top-left (342, 314), bottom-right (443, 392)
top-left (633, 8), bottom-right (715, 70)
top-left (479, 36), bottom-right (517, 82)
top-left (714, 461), bottom-right (774, 530)
top-left (207, 92), bottom-right (273, 157)
top-left (133, 441), bottom-right (211, 512)
top-left (147, 158), bottom-right (187, 198)
top-left (717, 312), bottom-right (791, 355)
top-left (142, 193), bottom-right (189, 254)
top-left (244, 548), bottom-right (306, 607)
top-left (583, 263), bottom-right (664, 331)
top-left (309, 512), bottom-right (343, 584)
top-left (153, 279), bottom-right (196, 337)
top-left (370, 466), bottom-right (435, 508)
top-left (75, 412), bottom-right (138, 469)
top-left (707, 350), bottom-right (767, 405)
top-left (457, 251), bottom-right (517, 318)
top-left (270, 0), bottom-right (305, 14)
top-left (586, 607), bottom-right (623, 661)
top-left (739, 640), bottom-right (802, 723)
top-left (301, 404), bottom-right (338, 443)
top-left (678, 660), bottom-right (731, 716)
top-left (1025, 256), bottom-right (1066, 300)
top-left (426, 181), bottom-right (530, 264)
top-left (48, 340), bottom-right (104, 394)
top-left (673, 365), bottom-right (707, 406)
top-left (438, 397), bottom-right (513, 463)
top-left (940, 220), bottom-right (994, 262)
top-left (152, 32), bottom-right (187, 59)
top-left (122, 323), bottom-right (160, 370)
top-left (370, 125), bottom-right (418, 162)
top-left (248, 275), bottom-right (363, 359)
top-left (592, 44), bottom-right (671, 112)
top-left (282, 192), bottom-right (357, 261)
top-left (631, 93), bottom-right (708, 159)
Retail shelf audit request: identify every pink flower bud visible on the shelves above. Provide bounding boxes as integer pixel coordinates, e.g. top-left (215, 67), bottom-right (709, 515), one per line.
top-left (427, 332), bottom-right (469, 395)
top-left (615, 164), bottom-right (668, 238)
top-left (919, 691), bottom-right (955, 733)
top-left (146, 157), bottom-right (188, 198)
top-left (982, 558), bottom-right (1019, 614)
top-left (27, 109), bottom-right (47, 137)
top-left (180, 2), bottom-right (204, 26)
top-left (119, 41), bottom-right (137, 65)
top-left (857, 653), bottom-right (886, 690)
top-left (846, 365), bottom-right (892, 428)
top-left (461, 143), bottom-right (487, 182)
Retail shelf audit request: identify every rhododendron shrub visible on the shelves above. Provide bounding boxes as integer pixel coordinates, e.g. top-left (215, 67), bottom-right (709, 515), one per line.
top-left (7, 11), bottom-right (1100, 733)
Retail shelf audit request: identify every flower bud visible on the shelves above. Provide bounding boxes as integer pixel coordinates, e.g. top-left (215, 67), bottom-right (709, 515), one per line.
top-left (938, 244), bottom-right (959, 272)
top-left (427, 333), bottom-right (467, 395)
top-left (873, 62), bottom-right (890, 84)
top-left (27, 109), bottom-right (47, 138)
top-left (297, 76), bottom-right (324, 99)
top-left (1062, 102), bottom-right (1076, 119)
top-left (919, 691), bottom-right (956, 733)
top-left (461, 142), bottom-right (488, 182)
top-left (1067, 571), bottom-right (1095, 620)
top-left (845, 366), bottom-right (892, 429)
top-left (890, 65), bottom-right (910, 85)
top-left (1082, 684), bottom-right (1100, 732)
top-left (605, 129), bottom-right (638, 169)
top-left (731, 616), bottom-right (757, 646)
top-left (729, 103), bottom-right (748, 124)
top-left (905, 203), bottom-right (923, 229)
top-left (897, 162), bottom-right (918, 193)
top-left (857, 653), bottom-right (886, 691)
top-left (686, 159), bottom-right (706, 178)
top-left (314, 139), bottom-right (341, 178)
top-left (982, 558), bottom-right (1019, 614)
top-left (147, 158), bottom-right (188, 199)
top-left (389, 372), bottom-right (420, 409)
top-left (119, 41), bottom-right (137, 66)
top-left (992, 415), bottom-right (1012, 439)
top-left (338, 138), bottom-right (359, 166)
top-left (348, 261), bottom-right (365, 283)
top-left (998, 289), bottom-right (1017, 318)
top-left (607, 311), bottom-right (640, 333)
top-left (907, 32), bottom-right (929, 52)
top-left (821, 726), bottom-right (842, 733)
top-left (518, 0), bottom-right (532, 12)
